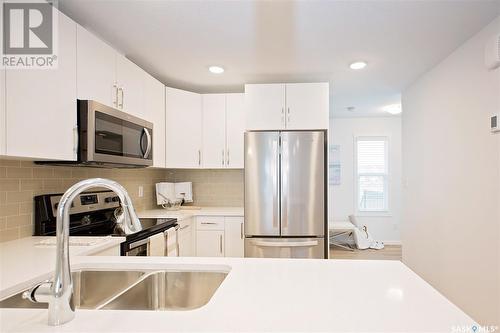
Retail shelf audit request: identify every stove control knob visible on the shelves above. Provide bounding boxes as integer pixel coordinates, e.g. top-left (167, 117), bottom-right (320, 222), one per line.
top-left (105, 196), bottom-right (119, 203)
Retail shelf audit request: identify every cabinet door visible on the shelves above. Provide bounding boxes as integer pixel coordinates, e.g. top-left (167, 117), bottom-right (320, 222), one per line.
top-left (5, 12), bottom-right (77, 160)
top-left (225, 93), bottom-right (245, 168)
top-left (285, 83), bottom-right (329, 130)
top-left (0, 68), bottom-right (5, 155)
top-left (244, 84), bottom-right (285, 130)
top-left (196, 230), bottom-right (224, 257)
top-left (224, 217), bottom-right (244, 257)
top-left (116, 55), bottom-right (144, 117)
top-left (202, 94), bottom-right (226, 168)
top-left (165, 87), bottom-right (202, 168)
top-left (178, 218), bottom-right (194, 256)
top-left (143, 74), bottom-right (165, 167)
top-left (76, 25), bottom-right (117, 108)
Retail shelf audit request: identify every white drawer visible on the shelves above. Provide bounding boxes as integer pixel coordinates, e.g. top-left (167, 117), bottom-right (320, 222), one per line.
top-left (197, 216), bottom-right (225, 231)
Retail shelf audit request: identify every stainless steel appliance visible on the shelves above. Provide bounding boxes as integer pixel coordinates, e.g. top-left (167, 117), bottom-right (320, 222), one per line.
top-left (34, 190), bottom-right (177, 256)
top-left (37, 100), bottom-right (153, 168)
top-left (120, 219), bottom-right (179, 257)
top-left (244, 131), bottom-right (327, 259)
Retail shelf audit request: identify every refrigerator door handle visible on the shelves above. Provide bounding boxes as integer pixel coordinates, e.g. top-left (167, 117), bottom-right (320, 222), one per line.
top-left (272, 139), bottom-right (279, 229)
top-left (281, 139), bottom-right (288, 230)
top-left (252, 240), bottom-right (319, 248)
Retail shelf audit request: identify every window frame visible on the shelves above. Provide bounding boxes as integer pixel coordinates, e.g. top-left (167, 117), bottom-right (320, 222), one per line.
top-left (354, 135), bottom-right (391, 215)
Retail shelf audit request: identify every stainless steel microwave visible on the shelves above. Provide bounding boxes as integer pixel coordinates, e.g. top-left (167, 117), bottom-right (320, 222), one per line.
top-left (76, 100), bottom-right (153, 167)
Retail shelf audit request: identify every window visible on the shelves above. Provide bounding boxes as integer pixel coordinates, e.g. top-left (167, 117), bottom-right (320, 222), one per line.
top-left (355, 137), bottom-right (389, 212)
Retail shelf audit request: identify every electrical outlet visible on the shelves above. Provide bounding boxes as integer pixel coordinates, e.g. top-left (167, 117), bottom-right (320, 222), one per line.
top-left (491, 114), bottom-right (499, 133)
top-left (138, 186), bottom-right (144, 198)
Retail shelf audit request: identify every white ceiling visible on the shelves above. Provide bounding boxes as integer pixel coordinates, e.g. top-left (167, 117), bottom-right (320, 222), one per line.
top-left (58, 0), bottom-right (500, 118)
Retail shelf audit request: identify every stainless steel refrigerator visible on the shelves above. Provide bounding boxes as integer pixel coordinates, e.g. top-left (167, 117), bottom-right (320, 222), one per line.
top-left (244, 130), bottom-right (327, 259)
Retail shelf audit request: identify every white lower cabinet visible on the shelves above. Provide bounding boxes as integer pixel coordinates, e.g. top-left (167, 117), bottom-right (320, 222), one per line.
top-left (178, 217), bottom-right (195, 257)
top-left (195, 216), bottom-right (244, 257)
top-left (196, 230), bottom-right (225, 257)
top-left (224, 217), bottom-right (244, 257)
top-left (196, 216), bottom-right (225, 257)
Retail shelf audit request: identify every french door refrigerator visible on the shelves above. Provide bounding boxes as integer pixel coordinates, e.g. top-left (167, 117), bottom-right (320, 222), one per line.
top-left (244, 130), bottom-right (327, 259)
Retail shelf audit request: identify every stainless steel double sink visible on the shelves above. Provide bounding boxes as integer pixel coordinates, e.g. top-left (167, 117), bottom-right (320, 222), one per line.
top-left (0, 269), bottom-right (228, 311)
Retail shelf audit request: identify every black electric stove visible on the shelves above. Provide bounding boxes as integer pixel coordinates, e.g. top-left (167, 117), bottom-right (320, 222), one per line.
top-left (34, 190), bottom-right (177, 256)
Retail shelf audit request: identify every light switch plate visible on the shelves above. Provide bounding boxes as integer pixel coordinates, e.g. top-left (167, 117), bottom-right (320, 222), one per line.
top-left (138, 186), bottom-right (144, 197)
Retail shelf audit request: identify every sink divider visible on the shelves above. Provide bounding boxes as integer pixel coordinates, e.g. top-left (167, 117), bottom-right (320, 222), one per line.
top-left (94, 271), bottom-right (158, 310)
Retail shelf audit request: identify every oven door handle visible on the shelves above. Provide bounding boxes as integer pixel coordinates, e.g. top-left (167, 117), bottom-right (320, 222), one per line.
top-left (128, 238), bottom-right (150, 250)
top-left (141, 128), bottom-right (152, 159)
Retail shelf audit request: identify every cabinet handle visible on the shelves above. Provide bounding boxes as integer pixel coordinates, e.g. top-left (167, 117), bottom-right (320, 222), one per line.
top-left (73, 125), bottom-right (79, 156)
top-left (198, 150), bottom-right (201, 166)
top-left (201, 222), bottom-right (217, 225)
top-left (281, 107), bottom-right (285, 128)
top-left (219, 235), bottom-right (223, 254)
top-left (287, 107), bottom-right (290, 127)
top-left (222, 149), bottom-right (225, 166)
top-left (118, 87), bottom-right (124, 109)
top-left (175, 225), bottom-right (180, 257)
top-left (226, 149), bottom-right (230, 166)
top-left (240, 222), bottom-right (243, 239)
top-left (113, 83), bottom-right (118, 107)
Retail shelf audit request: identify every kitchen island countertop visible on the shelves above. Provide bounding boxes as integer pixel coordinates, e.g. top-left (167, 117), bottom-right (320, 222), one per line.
top-left (0, 251), bottom-right (475, 332)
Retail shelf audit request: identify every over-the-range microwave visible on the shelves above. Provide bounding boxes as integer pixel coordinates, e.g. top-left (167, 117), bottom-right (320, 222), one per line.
top-left (37, 100), bottom-right (153, 168)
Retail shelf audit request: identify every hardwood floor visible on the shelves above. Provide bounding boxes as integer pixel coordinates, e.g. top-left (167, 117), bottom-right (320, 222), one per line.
top-left (329, 245), bottom-right (402, 261)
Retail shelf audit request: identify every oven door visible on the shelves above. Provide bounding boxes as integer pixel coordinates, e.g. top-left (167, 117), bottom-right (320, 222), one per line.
top-left (79, 100), bottom-right (153, 166)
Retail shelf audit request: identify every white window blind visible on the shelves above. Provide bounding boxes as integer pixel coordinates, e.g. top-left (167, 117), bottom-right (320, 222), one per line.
top-left (356, 137), bottom-right (388, 212)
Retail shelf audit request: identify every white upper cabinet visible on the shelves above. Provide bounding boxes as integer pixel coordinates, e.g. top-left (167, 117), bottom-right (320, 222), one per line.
top-left (165, 87), bottom-right (202, 168)
top-left (76, 25), bottom-right (117, 108)
top-left (244, 83), bottom-right (329, 130)
top-left (5, 12), bottom-right (77, 160)
top-left (285, 83), bottom-right (329, 130)
top-left (202, 93), bottom-right (245, 169)
top-left (116, 55), bottom-right (145, 117)
top-left (225, 93), bottom-right (245, 168)
top-left (202, 94), bottom-right (226, 168)
top-left (245, 84), bottom-right (285, 130)
top-left (143, 74), bottom-right (165, 168)
top-left (0, 69), bottom-right (5, 155)
top-left (77, 27), bottom-right (147, 118)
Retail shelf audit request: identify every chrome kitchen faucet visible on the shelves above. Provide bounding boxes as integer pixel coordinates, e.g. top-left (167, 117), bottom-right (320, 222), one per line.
top-left (22, 178), bottom-right (142, 326)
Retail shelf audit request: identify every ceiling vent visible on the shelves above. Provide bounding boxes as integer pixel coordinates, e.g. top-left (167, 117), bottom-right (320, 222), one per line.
top-left (485, 33), bottom-right (500, 70)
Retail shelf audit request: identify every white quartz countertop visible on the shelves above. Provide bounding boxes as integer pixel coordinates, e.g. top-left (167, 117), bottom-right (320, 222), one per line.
top-left (0, 236), bottom-right (124, 300)
top-left (0, 255), bottom-right (475, 332)
top-left (138, 207), bottom-right (244, 220)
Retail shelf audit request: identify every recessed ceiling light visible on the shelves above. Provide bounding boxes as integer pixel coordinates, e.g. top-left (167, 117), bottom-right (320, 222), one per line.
top-left (208, 66), bottom-right (224, 74)
top-left (382, 104), bottom-right (402, 115)
top-left (349, 61), bottom-right (367, 70)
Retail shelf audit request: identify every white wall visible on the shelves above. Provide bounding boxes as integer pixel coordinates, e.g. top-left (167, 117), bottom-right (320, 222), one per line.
top-left (330, 117), bottom-right (402, 243)
top-left (402, 17), bottom-right (500, 325)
